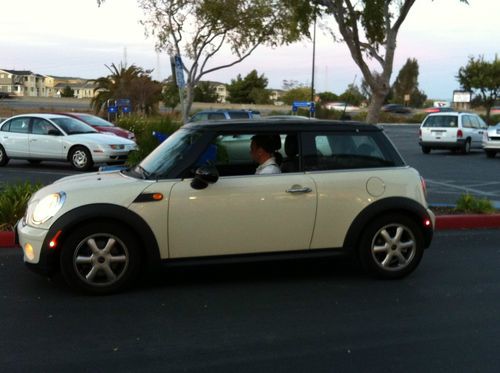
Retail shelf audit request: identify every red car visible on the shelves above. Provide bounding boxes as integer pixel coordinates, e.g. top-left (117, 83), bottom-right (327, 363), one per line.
top-left (58, 113), bottom-right (135, 141)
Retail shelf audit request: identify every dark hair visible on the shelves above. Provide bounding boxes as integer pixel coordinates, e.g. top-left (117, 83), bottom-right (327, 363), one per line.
top-left (251, 134), bottom-right (279, 154)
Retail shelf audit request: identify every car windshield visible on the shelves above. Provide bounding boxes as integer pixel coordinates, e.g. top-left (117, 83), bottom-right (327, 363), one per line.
top-left (51, 117), bottom-right (98, 134)
top-left (75, 114), bottom-right (114, 127)
top-left (132, 128), bottom-right (203, 179)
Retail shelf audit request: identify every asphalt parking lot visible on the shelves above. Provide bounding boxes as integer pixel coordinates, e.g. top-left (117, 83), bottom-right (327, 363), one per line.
top-left (1, 229), bottom-right (500, 372)
top-left (383, 124), bottom-right (500, 206)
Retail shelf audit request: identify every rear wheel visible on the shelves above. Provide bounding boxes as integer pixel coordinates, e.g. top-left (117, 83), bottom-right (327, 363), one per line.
top-left (485, 150), bottom-right (497, 158)
top-left (358, 214), bottom-right (424, 279)
top-left (60, 222), bottom-right (141, 294)
top-left (461, 139), bottom-right (471, 154)
top-left (0, 145), bottom-right (8, 166)
top-left (421, 146), bottom-right (431, 154)
top-left (70, 146), bottom-right (93, 171)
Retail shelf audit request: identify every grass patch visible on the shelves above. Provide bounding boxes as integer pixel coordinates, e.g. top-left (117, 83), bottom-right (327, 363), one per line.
top-left (455, 193), bottom-right (495, 214)
top-left (0, 182), bottom-right (42, 231)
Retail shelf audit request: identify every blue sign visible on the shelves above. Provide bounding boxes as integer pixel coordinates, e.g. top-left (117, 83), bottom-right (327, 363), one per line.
top-left (116, 98), bottom-right (131, 107)
top-left (122, 106), bottom-right (131, 113)
top-left (107, 106), bottom-right (118, 113)
top-left (292, 101), bottom-right (315, 113)
top-left (174, 55), bottom-right (185, 89)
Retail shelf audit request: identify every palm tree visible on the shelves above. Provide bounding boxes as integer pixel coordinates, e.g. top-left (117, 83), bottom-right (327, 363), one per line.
top-left (91, 63), bottom-right (162, 115)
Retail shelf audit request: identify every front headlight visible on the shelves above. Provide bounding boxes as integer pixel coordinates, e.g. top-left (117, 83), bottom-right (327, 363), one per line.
top-left (31, 192), bottom-right (66, 225)
top-left (110, 144), bottom-right (125, 150)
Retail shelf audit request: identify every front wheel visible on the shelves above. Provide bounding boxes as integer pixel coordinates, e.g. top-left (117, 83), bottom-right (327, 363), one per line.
top-left (70, 146), bottom-right (93, 171)
top-left (60, 222), bottom-right (142, 294)
top-left (358, 214), bottom-right (424, 279)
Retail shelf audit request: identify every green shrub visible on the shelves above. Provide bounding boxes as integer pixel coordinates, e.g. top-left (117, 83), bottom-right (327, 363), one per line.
top-left (0, 182), bottom-right (42, 231)
top-left (455, 193), bottom-right (495, 214)
top-left (116, 115), bottom-right (182, 165)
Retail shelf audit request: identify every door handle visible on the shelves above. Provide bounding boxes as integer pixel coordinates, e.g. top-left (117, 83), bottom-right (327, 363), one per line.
top-left (286, 185), bottom-right (312, 194)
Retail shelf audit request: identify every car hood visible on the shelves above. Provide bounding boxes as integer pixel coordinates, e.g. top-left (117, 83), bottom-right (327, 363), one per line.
top-left (67, 132), bottom-right (136, 145)
top-left (487, 124), bottom-right (500, 135)
top-left (93, 125), bottom-right (134, 138)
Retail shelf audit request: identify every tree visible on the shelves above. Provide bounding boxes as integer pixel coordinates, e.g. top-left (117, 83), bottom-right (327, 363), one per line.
top-left (392, 58), bottom-right (427, 108)
top-left (162, 79), bottom-right (180, 111)
top-left (457, 55), bottom-right (500, 119)
top-left (91, 63), bottom-right (162, 115)
top-left (193, 81), bottom-right (218, 103)
top-left (60, 85), bottom-right (74, 98)
top-left (282, 87), bottom-right (311, 105)
top-left (318, 91), bottom-right (339, 102)
top-left (339, 84), bottom-right (366, 106)
top-left (227, 70), bottom-right (269, 104)
top-left (316, 0), bottom-right (468, 123)
top-left (98, 0), bottom-right (314, 123)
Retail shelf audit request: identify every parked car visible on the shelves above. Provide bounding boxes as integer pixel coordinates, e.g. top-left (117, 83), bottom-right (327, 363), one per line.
top-left (189, 109), bottom-right (260, 122)
top-left (58, 112), bottom-right (135, 141)
top-left (18, 119), bottom-right (434, 294)
top-left (325, 102), bottom-right (360, 112)
top-left (382, 104), bottom-right (412, 114)
top-left (482, 122), bottom-right (500, 158)
top-left (419, 112), bottom-right (488, 154)
top-left (0, 114), bottom-right (137, 170)
top-left (423, 107), bottom-right (454, 113)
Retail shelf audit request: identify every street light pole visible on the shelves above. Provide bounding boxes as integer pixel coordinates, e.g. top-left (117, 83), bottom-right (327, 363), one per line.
top-left (310, 12), bottom-right (317, 104)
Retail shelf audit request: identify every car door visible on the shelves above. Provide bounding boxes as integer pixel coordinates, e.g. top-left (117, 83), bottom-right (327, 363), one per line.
top-left (167, 132), bottom-right (317, 258)
top-left (168, 174), bottom-right (317, 258)
top-left (29, 118), bottom-right (64, 159)
top-left (469, 115), bottom-right (486, 148)
top-left (0, 117), bottom-right (30, 157)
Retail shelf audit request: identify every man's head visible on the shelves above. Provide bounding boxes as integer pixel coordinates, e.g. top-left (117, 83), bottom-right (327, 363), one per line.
top-left (250, 135), bottom-right (277, 164)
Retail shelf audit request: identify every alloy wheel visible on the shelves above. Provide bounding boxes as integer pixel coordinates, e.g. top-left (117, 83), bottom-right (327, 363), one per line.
top-left (370, 223), bottom-right (417, 272)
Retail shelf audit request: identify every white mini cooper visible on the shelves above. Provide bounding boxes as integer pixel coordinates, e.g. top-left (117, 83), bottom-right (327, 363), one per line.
top-left (17, 119), bottom-right (435, 294)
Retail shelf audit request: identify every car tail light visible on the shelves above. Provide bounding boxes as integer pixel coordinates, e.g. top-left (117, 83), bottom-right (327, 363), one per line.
top-left (457, 129), bottom-right (463, 138)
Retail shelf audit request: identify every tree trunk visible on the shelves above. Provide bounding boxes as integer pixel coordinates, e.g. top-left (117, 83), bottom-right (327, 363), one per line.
top-left (366, 87), bottom-right (387, 124)
top-left (182, 85), bottom-right (194, 124)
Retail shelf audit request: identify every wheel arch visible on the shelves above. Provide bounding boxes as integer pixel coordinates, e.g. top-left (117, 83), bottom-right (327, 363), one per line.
top-left (343, 197), bottom-right (433, 253)
top-left (42, 203), bottom-right (161, 273)
top-left (66, 144), bottom-right (90, 161)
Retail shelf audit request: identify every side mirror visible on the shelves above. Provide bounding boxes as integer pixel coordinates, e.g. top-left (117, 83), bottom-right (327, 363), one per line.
top-left (48, 129), bottom-right (60, 136)
top-left (190, 165), bottom-right (219, 190)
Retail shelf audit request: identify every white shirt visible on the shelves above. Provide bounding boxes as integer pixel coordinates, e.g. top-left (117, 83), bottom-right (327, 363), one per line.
top-left (255, 157), bottom-right (281, 175)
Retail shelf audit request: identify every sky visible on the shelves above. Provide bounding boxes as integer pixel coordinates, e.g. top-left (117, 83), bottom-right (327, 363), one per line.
top-left (1, 0), bottom-right (498, 100)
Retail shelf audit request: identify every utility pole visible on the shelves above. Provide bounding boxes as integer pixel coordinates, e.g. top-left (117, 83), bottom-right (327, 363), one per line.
top-left (310, 12), bottom-right (317, 103)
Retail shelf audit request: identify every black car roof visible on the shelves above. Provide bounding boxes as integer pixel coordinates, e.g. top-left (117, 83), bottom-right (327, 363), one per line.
top-left (184, 119), bottom-right (383, 132)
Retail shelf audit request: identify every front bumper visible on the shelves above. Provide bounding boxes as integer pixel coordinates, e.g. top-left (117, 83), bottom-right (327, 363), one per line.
top-left (482, 140), bottom-right (500, 150)
top-left (17, 220), bottom-right (58, 276)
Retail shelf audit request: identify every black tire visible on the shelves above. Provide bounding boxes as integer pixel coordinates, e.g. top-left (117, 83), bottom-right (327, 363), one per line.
top-left (358, 214), bottom-right (424, 279)
top-left (461, 139), bottom-right (471, 154)
top-left (0, 145), bottom-right (9, 166)
top-left (60, 222), bottom-right (142, 295)
top-left (421, 146), bottom-right (431, 154)
top-left (28, 160), bottom-right (42, 165)
top-left (69, 146), bottom-right (93, 171)
top-left (485, 150), bottom-right (497, 158)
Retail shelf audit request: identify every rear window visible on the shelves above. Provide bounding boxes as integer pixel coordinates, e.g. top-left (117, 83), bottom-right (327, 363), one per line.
top-left (302, 132), bottom-right (403, 171)
top-left (422, 115), bottom-right (458, 128)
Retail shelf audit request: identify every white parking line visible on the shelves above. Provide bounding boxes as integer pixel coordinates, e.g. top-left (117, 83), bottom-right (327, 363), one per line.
top-left (427, 179), bottom-right (500, 197)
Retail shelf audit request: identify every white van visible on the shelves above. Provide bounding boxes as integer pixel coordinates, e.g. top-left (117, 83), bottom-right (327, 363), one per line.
top-left (419, 112), bottom-right (488, 154)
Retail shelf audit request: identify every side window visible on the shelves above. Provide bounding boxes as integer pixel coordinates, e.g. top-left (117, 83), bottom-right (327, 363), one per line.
top-left (477, 116), bottom-right (488, 129)
top-left (194, 133), bottom-right (284, 177)
top-left (207, 112), bottom-right (226, 120)
top-left (462, 116), bottom-right (472, 129)
top-left (31, 118), bottom-right (57, 135)
top-left (191, 113), bottom-right (208, 122)
top-left (9, 118), bottom-right (30, 134)
top-left (303, 132), bottom-right (396, 171)
top-left (227, 111), bottom-right (250, 119)
top-left (0, 120), bottom-right (11, 132)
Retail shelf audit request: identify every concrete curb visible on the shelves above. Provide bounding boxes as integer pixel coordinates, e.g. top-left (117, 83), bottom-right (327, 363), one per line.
top-left (2, 213), bottom-right (500, 249)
